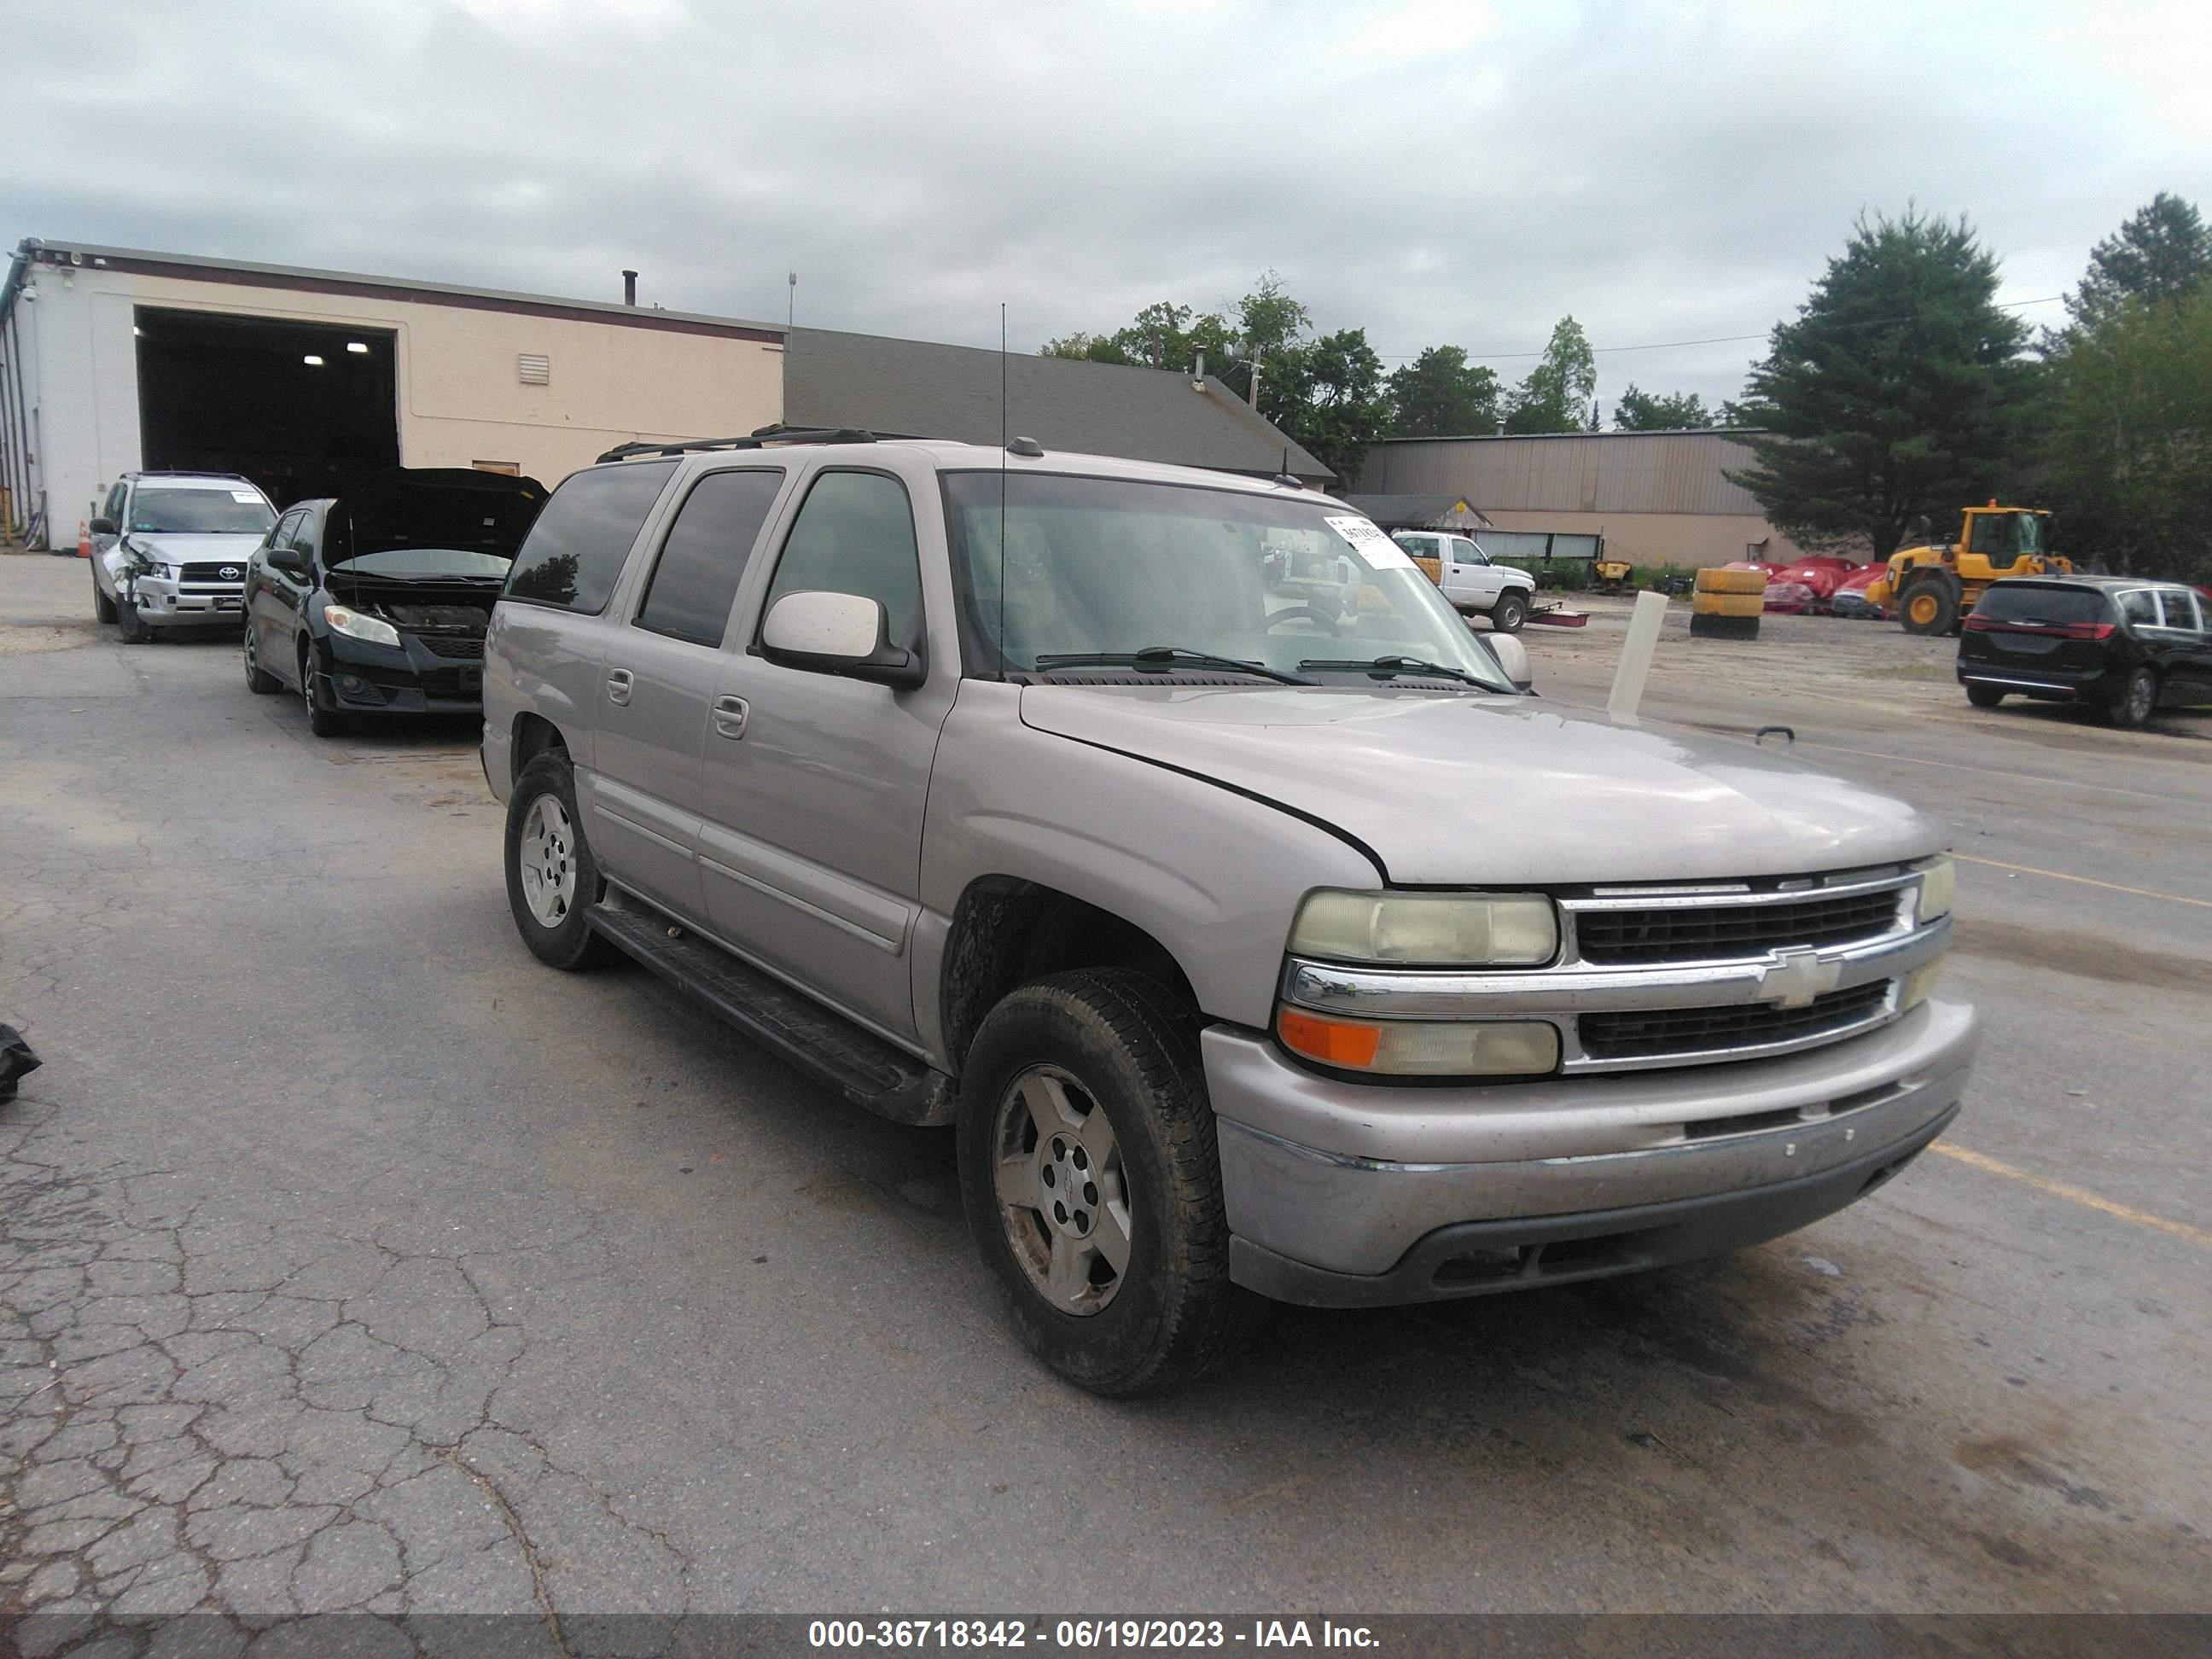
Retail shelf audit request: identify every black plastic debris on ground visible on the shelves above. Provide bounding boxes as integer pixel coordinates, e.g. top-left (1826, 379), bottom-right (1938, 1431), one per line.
top-left (0, 1023), bottom-right (39, 1100)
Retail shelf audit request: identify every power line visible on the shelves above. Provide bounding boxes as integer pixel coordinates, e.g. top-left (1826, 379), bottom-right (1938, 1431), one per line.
top-left (1371, 294), bottom-right (2066, 362)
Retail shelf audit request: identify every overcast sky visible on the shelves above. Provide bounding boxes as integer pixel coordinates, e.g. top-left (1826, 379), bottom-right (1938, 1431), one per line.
top-left (8, 0), bottom-right (2209, 416)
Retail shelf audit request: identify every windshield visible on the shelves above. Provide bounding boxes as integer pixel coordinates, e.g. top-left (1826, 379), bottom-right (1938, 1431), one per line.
top-left (940, 472), bottom-right (1514, 691)
top-left (329, 547), bottom-right (515, 579)
top-left (129, 487), bottom-right (276, 535)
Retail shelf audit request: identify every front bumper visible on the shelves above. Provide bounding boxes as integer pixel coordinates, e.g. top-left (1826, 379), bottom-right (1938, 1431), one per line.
top-left (129, 580), bottom-right (244, 626)
top-left (323, 631), bottom-right (486, 715)
top-left (1205, 996), bottom-right (1978, 1301)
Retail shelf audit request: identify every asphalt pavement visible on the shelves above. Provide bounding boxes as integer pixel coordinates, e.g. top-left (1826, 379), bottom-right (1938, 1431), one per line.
top-left (3, 554), bottom-right (2207, 1644)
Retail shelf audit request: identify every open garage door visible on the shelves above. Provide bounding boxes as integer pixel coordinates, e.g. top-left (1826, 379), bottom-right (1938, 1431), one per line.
top-left (135, 307), bottom-right (399, 509)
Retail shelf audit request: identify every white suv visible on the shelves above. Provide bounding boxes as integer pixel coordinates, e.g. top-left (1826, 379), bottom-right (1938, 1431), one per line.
top-left (90, 472), bottom-right (278, 642)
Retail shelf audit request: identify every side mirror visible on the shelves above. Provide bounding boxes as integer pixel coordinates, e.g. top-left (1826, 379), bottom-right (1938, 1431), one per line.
top-left (267, 548), bottom-right (310, 580)
top-left (761, 590), bottom-right (924, 690)
top-left (90, 516), bottom-right (116, 537)
top-left (1478, 632), bottom-right (1534, 693)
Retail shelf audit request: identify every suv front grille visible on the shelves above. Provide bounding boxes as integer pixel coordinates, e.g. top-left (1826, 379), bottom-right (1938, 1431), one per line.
top-left (178, 562), bottom-right (248, 585)
top-left (1576, 889), bottom-right (1901, 964)
top-left (1579, 981), bottom-right (1892, 1061)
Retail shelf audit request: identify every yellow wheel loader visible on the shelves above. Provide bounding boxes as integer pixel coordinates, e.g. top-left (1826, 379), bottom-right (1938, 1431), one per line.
top-left (1866, 504), bottom-right (2071, 636)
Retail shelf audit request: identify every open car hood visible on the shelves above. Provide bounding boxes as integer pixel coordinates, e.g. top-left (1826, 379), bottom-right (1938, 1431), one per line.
top-left (328, 468), bottom-right (547, 567)
top-left (1017, 685), bottom-right (1946, 887)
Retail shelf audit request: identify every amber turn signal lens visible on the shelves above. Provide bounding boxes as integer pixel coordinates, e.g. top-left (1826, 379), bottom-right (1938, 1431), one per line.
top-left (1277, 1008), bottom-right (1382, 1069)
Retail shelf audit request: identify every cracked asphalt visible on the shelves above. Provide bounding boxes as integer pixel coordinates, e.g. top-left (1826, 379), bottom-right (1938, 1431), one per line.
top-left (2, 552), bottom-right (2208, 1650)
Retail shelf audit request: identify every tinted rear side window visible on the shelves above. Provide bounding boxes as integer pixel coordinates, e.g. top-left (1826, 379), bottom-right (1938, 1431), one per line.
top-left (1972, 585), bottom-right (2109, 626)
top-left (635, 469), bottom-right (785, 647)
top-left (504, 462), bottom-right (677, 613)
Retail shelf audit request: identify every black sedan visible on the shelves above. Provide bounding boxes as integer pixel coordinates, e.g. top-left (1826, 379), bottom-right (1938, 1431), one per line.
top-left (242, 469), bottom-right (545, 736)
top-left (1957, 575), bottom-right (2212, 727)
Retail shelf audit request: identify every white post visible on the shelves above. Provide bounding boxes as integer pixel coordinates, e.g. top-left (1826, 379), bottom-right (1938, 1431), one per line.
top-left (1608, 589), bottom-right (1671, 725)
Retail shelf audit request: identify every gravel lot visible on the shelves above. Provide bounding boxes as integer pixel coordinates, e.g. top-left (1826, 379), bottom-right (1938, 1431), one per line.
top-left (3, 554), bottom-right (2208, 1644)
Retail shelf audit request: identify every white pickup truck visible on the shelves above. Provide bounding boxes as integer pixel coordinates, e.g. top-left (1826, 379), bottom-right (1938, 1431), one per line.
top-left (1392, 531), bottom-right (1536, 633)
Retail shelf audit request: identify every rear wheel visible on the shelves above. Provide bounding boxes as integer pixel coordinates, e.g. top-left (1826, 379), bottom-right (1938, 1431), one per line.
top-left (1490, 590), bottom-right (1529, 633)
top-left (1897, 573), bottom-right (1959, 637)
top-left (2109, 667), bottom-right (2157, 728)
top-left (1965, 684), bottom-right (2005, 709)
top-left (504, 752), bottom-right (616, 969)
top-left (91, 565), bottom-right (118, 624)
top-left (242, 623), bottom-right (280, 694)
top-left (957, 968), bottom-right (1260, 1397)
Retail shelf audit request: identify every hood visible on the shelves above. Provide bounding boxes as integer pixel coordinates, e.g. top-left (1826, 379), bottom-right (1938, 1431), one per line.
top-left (1017, 686), bottom-right (1945, 886)
top-left (328, 468), bottom-right (547, 565)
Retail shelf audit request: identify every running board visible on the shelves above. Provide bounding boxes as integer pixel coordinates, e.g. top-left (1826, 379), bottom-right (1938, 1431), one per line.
top-left (586, 894), bottom-right (952, 1126)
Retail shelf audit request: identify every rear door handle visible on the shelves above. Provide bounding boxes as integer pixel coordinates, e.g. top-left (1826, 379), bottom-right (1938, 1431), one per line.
top-left (606, 668), bottom-right (634, 707)
top-left (712, 695), bottom-right (748, 739)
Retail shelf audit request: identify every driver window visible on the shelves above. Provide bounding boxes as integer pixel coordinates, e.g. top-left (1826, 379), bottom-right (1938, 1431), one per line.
top-left (1454, 539), bottom-right (1487, 566)
top-left (761, 471), bottom-right (923, 647)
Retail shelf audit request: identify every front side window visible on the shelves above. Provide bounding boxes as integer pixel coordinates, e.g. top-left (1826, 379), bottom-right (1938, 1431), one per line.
top-left (269, 509), bottom-right (304, 553)
top-left (504, 461), bottom-right (678, 613)
top-left (636, 469), bottom-right (785, 648)
top-left (760, 471), bottom-right (923, 646)
top-left (941, 472), bottom-right (1514, 690)
top-left (127, 486), bottom-right (276, 536)
top-left (292, 509), bottom-right (322, 563)
top-left (103, 484), bottom-right (125, 525)
top-left (1453, 539), bottom-right (1488, 566)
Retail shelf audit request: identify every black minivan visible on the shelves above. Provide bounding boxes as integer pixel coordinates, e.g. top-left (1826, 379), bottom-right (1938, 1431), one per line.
top-left (1958, 575), bottom-right (2212, 727)
top-left (242, 469), bottom-right (545, 736)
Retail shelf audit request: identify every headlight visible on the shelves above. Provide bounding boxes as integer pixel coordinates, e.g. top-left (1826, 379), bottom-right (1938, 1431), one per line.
top-left (1914, 856), bottom-right (1955, 926)
top-left (1289, 889), bottom-right (1557, 966)
top-left (323, 604), bottom-right (401, 648)
top-left (1278, 1008), bottom-right (1561, 1076)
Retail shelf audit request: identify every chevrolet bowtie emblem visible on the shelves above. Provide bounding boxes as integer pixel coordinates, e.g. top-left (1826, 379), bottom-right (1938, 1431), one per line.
top-left (1760, 947), bottom-right (1841, 1010)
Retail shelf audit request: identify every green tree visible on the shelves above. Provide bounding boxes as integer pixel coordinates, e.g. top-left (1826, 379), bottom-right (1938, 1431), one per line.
top-left (2045, 271), bottom-right (2212, 583)
top-left (1613, 385), bottom-right (1709, 430)
top-left (1041, 300), bottom-right (1236, 370)
top-left (1727, 210), bottom-right (2033, 558)
top-left (1386, 346), bottom-right (1500, 436)
top-left (2064, 192), bottom-right (2212, 334)
top-left (1504, 317), bottom-right (1597, 434)
top-left (1266, 328), bottom-right (1391, 486)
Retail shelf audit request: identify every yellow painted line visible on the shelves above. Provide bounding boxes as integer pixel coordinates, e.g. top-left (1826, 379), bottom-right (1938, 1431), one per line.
top-left (1928, 1143), bottom-right (2212, 1249)
top-left (1951, 853), bottom-right (2212, 910)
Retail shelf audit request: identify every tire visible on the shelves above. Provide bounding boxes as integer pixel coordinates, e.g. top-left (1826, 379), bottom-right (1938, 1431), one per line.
top-left (242, 623), bottom-right (280, 694)
top-left (504, 751), bottom-right (616, 969)
top-left (92, 565), bottom-right (118, 625)
top-left (116, 597), bottom-right (151, 643)
top-left (1898, 574), bottom-right (1959, 637)
top-left (2108, 667), bottom-right (2157, 729)
top-left (1489, 591), bottom-right (1529, 634)
top-left (1965, 685), bottom-right (2005, 709)
top-left (299, 641), bottom-right (349, 736)
top-left (957, 968), bottom-right (1262, 1397)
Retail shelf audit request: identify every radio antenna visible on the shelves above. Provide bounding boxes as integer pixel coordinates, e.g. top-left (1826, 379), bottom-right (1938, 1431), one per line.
top-left (998, 303), bottom-right (1009, 679)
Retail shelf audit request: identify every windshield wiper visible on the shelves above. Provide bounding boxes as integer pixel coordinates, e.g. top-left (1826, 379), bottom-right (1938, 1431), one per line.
top-left (1031, 646), bottom-right (1313, 685)
top-left (1297, 654), bottom-right (1496, 688)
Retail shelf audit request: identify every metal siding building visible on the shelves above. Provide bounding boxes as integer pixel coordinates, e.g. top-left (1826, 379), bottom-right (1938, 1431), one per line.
top-left (1362, 431), bottom-right (1814, 568)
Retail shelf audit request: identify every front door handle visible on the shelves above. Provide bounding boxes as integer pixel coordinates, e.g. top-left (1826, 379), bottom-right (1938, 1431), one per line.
top-left (606, 668), bottom-right (634, 707)
top-left (712, 695), bottom-right (748, 739)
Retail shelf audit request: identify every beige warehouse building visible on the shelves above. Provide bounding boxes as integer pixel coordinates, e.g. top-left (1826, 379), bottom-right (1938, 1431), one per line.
top-left (1360, 430), bottom-right (1817, 568)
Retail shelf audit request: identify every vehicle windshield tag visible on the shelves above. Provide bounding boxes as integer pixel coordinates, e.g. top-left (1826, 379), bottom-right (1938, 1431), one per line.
top-left (230, 491), bottom-right (262, 504)
top-left (1325, 515), bottom-right (1414, 570)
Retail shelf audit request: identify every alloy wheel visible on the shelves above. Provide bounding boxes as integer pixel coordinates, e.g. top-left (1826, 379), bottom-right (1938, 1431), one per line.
top-left (990, 1065), bottom-right (1131, 1316)
top-left (518, 795), bottom-right (579, 928)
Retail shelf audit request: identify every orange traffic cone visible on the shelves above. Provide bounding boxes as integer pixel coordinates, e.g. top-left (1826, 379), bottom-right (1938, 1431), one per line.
top-left (77, 519), bottom-right (92, 558)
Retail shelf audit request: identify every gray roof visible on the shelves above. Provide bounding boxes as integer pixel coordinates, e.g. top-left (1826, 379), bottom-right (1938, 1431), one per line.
top-left (5, 237), bottom-right (783, 340)
top-left (783, 327), bottom-right (1331, 481)
top-left (1342, 493), bottom-right (1494, 531)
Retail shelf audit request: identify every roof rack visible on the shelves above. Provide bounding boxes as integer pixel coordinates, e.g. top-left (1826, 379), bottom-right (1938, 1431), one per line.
top-left (595, 425), bottom-right (933, 464)
top-left (128, 469), bottom-right (260, 483)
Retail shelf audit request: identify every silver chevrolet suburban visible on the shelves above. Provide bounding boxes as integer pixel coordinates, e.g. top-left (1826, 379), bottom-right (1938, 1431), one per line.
top-left (482, 431), bottom-right (1978, 1396)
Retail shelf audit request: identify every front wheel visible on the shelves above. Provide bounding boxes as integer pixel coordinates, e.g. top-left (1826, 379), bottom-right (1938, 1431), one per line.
top-left (957, 969), bottom-right (1260, 1397)
top-left (300, 642), bottom-right (348, 736)
top-left (504, 752), bottom-right (616, 969)
top-left (116, 597), bottom-right (151, 643)
top-left (1489, 591), bottom-right (1529, 633)
top-left (2109, 667), bottom-right (2157, 729)
top-left (242, 623), bottom-right (280, 694)
top-left (92, 566), bottom-right (118, 625)
top-left (1965, 684), bottom-right (2005, 709)
top-left (1898, 575), bottom-right (1959, 637)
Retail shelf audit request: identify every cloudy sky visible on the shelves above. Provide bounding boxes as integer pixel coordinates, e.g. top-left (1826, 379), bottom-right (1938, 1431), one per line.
top-left (9, 0), bottom-right (2209, 415)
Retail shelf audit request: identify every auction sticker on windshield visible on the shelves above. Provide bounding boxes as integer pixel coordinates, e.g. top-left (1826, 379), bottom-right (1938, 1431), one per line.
top-left (1324, 515), bottom-right (1415, 570)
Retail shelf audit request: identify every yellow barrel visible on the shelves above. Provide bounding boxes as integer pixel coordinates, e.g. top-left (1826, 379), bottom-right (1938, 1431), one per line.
top-left (1695, 566), bottom-right (1768, 595)
top-left (1691, 590), bottom-right (1765, 618)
